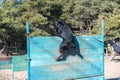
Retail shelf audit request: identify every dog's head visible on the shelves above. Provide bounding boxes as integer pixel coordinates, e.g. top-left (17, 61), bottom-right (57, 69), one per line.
top-left (54, 20), bottom-right (65, 29)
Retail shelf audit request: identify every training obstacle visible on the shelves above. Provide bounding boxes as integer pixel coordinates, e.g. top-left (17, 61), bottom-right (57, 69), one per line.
top-left (12, 55), bottom-right (27, 80)
top-left (12, 20), bottom-right (105, 80)
top-left (26, 20), bottom-right (105, 80)
top-left (29, 36), bottom-right (104, 80)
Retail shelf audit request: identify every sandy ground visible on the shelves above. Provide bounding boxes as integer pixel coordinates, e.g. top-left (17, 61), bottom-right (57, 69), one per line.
top-left (0, 70), bottom-right (27, 80)
top-left (105, 53), bottom-right (120, 80)
top-left (0, 54), bottom-right (120, 80)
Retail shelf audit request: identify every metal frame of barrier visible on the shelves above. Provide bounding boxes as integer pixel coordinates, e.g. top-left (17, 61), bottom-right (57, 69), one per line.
top-left (26, 19), bottom-right (105, 80)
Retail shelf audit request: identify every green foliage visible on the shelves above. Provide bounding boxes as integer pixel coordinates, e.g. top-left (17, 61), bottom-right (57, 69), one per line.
top-left (0, 0), bottom-right (120, 51)
top-left (105, 14), bottom-right (120, 40)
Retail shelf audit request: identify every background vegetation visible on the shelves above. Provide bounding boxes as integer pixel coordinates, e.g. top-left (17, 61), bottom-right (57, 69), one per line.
top-left (0, 0), bottom-right (120, 53)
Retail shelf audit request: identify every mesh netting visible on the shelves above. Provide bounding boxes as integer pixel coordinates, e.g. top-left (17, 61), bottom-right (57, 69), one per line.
top-left (12, 55), bottom-right (27, 72)
top-left (29, 36), bottom-right (104, 80)
top-left (0, 60), bottom-right (12, 69)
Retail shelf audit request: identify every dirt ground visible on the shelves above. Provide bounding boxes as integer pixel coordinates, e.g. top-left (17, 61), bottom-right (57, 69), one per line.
top-left (0, 70), bottom-right (27, 80)
top-left (105, 53), bottom-right (120, 80)
top-left (0, 54), bottom-right (120, 80)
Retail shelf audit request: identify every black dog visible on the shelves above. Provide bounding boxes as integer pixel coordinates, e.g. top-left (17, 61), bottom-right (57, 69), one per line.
top-left (54, 20), bottom-right (76, 61)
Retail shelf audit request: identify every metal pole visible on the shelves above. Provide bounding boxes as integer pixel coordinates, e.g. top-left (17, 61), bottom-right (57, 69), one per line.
top-left (101, 18), bottom-right (105, 80)
top-left (26, 21), bottom-right (31, 80)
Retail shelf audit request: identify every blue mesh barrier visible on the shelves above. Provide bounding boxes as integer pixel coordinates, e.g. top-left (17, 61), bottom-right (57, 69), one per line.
top-left (29, 35), bottom-right (104, 80)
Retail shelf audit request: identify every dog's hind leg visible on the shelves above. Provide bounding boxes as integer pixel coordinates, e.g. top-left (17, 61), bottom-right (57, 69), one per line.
top-left (55, 53), bottom-right (63, 61)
